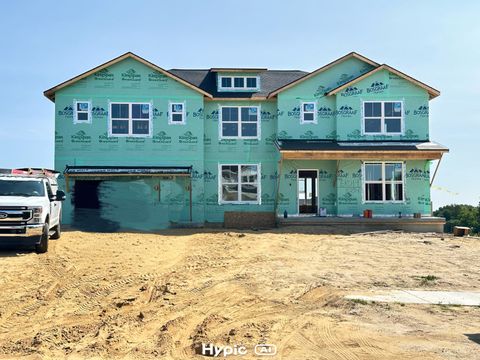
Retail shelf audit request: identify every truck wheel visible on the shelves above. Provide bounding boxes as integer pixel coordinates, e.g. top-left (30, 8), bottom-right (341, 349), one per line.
top-left (35, 223), bottom-right (49, 254)
top-left (51, 221), bottom-right (61, 240)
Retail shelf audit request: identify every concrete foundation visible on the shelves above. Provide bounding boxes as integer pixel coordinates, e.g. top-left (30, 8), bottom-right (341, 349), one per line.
top-left (224, 211), bottom-right (276, 229)
top-left (278, 216), bottom-right (445, 233)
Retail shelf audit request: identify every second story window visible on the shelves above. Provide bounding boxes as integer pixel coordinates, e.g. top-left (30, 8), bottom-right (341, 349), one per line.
top-left (220, 106), bottom-right (260, 139)
top-left (218, 76), bottom-right (259, 91)
top-left (110, 102), bottom-right (151, 137)
top-left (169, 102), bottom-right (186, 125)
top-left (363, 101), bottom-right (403, 135)
top-left (74, 101), bottom-right (91, 124)
top-left (301, 102), bottom-right (317, 124)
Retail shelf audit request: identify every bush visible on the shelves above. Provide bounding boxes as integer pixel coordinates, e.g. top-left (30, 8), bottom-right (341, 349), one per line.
top-left (433, 204), bottom-right (480, 234)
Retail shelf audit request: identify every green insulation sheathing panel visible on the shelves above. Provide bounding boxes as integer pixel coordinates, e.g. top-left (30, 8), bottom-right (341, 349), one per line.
top-left (276, 60), bottom-right (429, 141)
top-left (54, 57), bottom-right (205, 230)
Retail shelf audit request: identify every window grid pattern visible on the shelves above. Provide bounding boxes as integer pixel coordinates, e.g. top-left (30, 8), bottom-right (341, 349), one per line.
top-left (219, 164), bottom-right (260, 204)
top-left (74, 101), bottom-right (91, 123)
top-left (220, 106), bottom-right (259, 139)
top-left (169, 102), bottom-right (186, 124)
top-left (363, 101), bottom-right (403, 135)
top-left (364, 162), bottom-right (404, 202)
top-left (110, 102), bottom-right (151, 136)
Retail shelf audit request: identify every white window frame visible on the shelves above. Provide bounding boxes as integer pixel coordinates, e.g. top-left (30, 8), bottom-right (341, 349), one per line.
top-left (362, 161), bottom-right (406, 203)
top-left (219, 105), bottom-right (261, 140)
top-left (168, 101), bottom-right (186, 125)
top-left (218, 75), bottom-right (260, 91)
top-left (73, 100), bottom-right (92, 124)
top-left (218, 163), bottom-right (261, 205)
top-left (108, 102), bottom-right (152, 137)
top-left (300, 101), bottom-right (317, 124)
top-left (362, 101), bottom-right (404, 135)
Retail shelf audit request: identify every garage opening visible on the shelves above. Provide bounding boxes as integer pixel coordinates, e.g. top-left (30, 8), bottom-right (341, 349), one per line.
top-left (64, 166), bottom-right (193, 231)
top-left (73, 180), bottom-right (101, 209)
top-left (71, 180), bottom-right (120, 232)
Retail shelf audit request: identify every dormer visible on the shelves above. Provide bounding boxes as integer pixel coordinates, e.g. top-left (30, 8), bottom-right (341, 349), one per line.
top-left (212, 68), bottom-right (267, 92)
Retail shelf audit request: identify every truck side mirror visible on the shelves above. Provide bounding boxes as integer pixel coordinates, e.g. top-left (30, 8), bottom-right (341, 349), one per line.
top-left (55, 190), bottom-right (66, 201)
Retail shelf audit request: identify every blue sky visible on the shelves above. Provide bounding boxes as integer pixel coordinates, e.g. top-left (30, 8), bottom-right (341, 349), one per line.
top-left (0, 0), bottom-right (478, 209)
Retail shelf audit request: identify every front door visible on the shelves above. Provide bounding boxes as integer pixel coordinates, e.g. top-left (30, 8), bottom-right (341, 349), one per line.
top-left (298, 170), bottom-right (318, 214)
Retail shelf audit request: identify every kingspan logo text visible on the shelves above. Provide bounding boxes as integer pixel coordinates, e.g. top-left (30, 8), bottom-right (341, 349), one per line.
top-left (71, 130), bottom-right (91, 143)
top-left (148, 72), bottom-right (167, 82)
top-left (98, 132), bottom-right (118, 143)
top-left (94, 68), bottom-right (114, 81)
top-left (179, 131), bottom-right (198, 144)
top-left (338, 192), bottom-right (357, 205)
top-left (121, 68), bottom-right (141, 81)
top-left (152, 131), bottom-right (172, 144)
top-left (300, 130), bottom-right (317, 139)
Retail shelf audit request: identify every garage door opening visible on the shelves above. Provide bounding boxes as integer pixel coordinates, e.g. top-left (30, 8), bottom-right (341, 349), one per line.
top-left (73, 180), bottom-right (101, 209)
top-left (72, 180), bottom-right (120, 232)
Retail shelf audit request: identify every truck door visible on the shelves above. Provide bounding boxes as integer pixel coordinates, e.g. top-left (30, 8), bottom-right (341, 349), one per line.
top-left (46, 181), bottom-right (60, 226)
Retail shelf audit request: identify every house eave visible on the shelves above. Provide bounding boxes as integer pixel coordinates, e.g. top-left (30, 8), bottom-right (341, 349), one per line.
top-left (43, 52), bottom-right (213, 102)
top-left (279, 149), bottom-right (448, 160)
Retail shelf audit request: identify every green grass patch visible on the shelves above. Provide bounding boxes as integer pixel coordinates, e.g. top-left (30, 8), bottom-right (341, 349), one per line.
top-left (349, 298), bottom-right (369, 305)
top-left (415, 275), bottom-right (439, 286)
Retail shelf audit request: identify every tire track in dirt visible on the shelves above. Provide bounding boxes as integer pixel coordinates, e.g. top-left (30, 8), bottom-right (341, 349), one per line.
top-left (320, 319), bottom-right (359, 360)
top-left (71, 252), bottom-right (234, 316)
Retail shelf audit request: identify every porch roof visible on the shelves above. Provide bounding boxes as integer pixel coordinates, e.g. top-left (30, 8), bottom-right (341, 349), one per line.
top-left (63, 165), bottom-right (192, 176)
top-left (275, 140), bottom-right (448, 160)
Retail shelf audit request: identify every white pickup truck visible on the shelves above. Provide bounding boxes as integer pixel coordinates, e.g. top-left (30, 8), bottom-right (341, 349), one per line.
top-left (0, 169), bottom-right (66, 253)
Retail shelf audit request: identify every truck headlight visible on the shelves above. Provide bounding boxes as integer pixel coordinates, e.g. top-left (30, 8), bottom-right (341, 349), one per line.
top-left (31, 207), bottom-right (43, 223)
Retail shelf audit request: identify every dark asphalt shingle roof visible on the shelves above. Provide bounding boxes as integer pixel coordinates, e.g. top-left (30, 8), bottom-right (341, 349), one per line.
top-left (168, 69), bottom-right (308, 98)
top-left (275, 140), bottom-right (449, 152)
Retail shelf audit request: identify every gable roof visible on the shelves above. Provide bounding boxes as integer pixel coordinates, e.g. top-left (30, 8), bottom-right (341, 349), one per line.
top-left (326, 64), bottom-right (440, 99)
top-left (267, 52), bottom-right (379, 98)
top-left (43, 52), bottom-right (213, 101)
top-left (168, 69), bottom-right (307, 99)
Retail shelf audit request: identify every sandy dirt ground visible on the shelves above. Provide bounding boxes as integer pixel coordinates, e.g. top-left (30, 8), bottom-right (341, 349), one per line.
top-left (0, 228), bottom-right (480, 359)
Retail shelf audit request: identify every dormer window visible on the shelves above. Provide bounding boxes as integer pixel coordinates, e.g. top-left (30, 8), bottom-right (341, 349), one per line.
top-left (218, 76), bottom-right (260, 91)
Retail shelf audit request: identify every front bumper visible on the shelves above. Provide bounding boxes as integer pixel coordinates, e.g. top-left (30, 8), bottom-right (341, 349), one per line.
top-left (0, 224), bottom-right (44, 238)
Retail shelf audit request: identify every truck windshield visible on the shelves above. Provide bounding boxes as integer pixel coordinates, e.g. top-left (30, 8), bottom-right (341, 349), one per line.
top-left (0, 180), bottom-right (45, 197)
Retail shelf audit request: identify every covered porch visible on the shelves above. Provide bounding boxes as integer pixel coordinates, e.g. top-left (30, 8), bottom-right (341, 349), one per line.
top-left (273, 139), bottom-right (449, 226)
